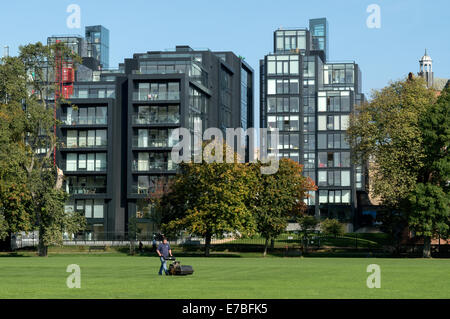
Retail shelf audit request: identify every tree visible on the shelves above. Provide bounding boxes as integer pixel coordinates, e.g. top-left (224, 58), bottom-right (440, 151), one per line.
top-left (0, 43), bottom-right (85, 256)
top-left (0, 57), bottom-right (34, 247)
top-left (376, 208), bottom-right (407, 255)
top-left (347, 76), bottom-right (436, 207)
top-left (347, 75), bottom-right (448, 257)
top-left (251, 159), bottom-right (316, 256)
top-left (403, 85), bottom-right (450, 257)
top-left (127, 215), bottom-right (138, 255)
top-left (405, 183), bottom-right (449, 257)
top-left (19, 43), bottom-right (84, 256)
top-left (297, 214), bottom-right (319, 253)
top-left (159, 142), bottom-right (256, 256)
top-left (320, 218), bottom-right (345, 238)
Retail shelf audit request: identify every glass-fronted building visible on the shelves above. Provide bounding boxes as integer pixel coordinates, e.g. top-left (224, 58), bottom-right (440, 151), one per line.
top-left (260, 18), bottom-right (366, 231)
top-left (53, 42), bottom-right (253, 239)
top-left (85, 25), bottom-right (110, 69)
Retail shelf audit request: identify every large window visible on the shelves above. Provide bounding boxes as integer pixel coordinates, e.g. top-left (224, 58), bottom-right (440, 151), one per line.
top-left (318, 190), bottom-right (351, 204)
top-left (135, 81), bottom-right (180, 101)
top-left (317, 170), bottom-right (351, 186)
top-left (65, 129), bottom-right (107, 148)
top-left (65, 153), bottom-right (107, 171)
top-left (274, 30), bottom-right (307, 52)
top-left (267, 79), bottom-right (299, 95)
top-left (324, 64), bottom-right (355, 85)
top-left (267, 97), bottom-right (299, 114)
top-left (135, 175), bottom-right (172, 194)
top-left (134, 152), bottom-right (176, 171)
top-left (318, 133), bottom-right (350, 149)
top-left (134, 128), bottom-right (178, 148)
top-left (70, 85), bottom-right (115, 99)
top-left (318, 91), bottom-right (351, 112)
top-left (62, 106), bottom-right (107, 125)
top-left (318, 115), bottom-right (349, 131)
top-left (74, 199), bottom-right (105, 218)
top-left (277, 133), bottom-right (300, 150)
top-left (318, 151), bottom-right (351, 168)
top-left (267, 55), bottom-right (299, 75)
top-left (134, 105), bottom-right (180, 124)
top-left (65, 176), bottom-right (106, 195)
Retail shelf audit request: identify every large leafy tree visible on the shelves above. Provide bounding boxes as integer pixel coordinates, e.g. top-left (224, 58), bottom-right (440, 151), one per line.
top-left (348, 76), bottom-right (436, 207)
top-left (403, 86), bottom-right (450, 257)
top-left (348, 75), bottom-right (449, 257)
top-left (0, 57), bottom-right (35, 244)
top-left (0, 43), bottom-right (85, 255)
top-left (159, 142), bottom-right (256, 256)
top-left (250, 159), bottom-right (316, 256)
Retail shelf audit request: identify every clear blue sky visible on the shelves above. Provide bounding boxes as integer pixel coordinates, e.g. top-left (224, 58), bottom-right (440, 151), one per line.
top-left (1, 0), bottom-right (449, 122)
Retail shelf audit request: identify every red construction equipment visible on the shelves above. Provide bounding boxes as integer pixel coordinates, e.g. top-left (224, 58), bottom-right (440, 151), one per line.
top-left (53, 40), bottom-right (75, 165)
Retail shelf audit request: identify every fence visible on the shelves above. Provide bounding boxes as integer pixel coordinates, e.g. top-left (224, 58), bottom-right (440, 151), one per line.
top-left (9, 231), bottom-right (450, 257)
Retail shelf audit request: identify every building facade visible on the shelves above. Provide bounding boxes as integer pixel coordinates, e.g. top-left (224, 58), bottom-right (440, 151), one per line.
top-left (260, 18), bottom-right (367, 230)
top-left (52, 34), bottom-right (253, 239)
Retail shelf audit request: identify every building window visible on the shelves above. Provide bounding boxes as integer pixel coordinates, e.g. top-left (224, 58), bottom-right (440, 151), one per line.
top-left (75, 199), bottom-right (105, 218)
top-left (65, 153), bottom-right (107, 171)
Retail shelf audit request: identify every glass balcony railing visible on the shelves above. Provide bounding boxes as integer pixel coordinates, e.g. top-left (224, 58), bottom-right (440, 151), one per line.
top-left (66, 185), bottom-right (107, 195)
top-left (131, 185), bottom-right (151, 195)
top-left (60, 116), bottom-right (107, 125)
top-left (132, 160), bottom-right (177, 171)
top-left (61, 164), bottom-right (107, 172)
top-left (132, 114), bottom-right (180, 125)
top-left (132, 91), bottom-right (180, 101)
top-left (132, 137), bottom-right (178, 148)
top-left (62, 141), bottom-right (107, 149)
top-left (69, 92), bottom-right (116, 99)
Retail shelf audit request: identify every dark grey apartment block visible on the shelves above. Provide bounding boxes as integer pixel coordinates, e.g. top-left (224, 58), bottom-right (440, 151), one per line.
top-left (52, 32), bottom-right (253, 239)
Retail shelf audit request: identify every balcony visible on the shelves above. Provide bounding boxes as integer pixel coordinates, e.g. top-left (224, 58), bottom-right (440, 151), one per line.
top-left (132, 160), bottom-right (177, 172)
top-left (69, 92), bottom-right (115, 99)
top-left (62, 141), bottom-right (107, 149)
top-left (61, 164), bottom-right (107, 173)
top-left (132, 137), bottom-right (178, 148)
top-left (132, 91), bottom-right (180, 101)
top-left (66, 185), bottom-right (107, 195)
top-left (60, 116), bottom-right (107, 126)
top-left (132, 113), bottom-right (180, 125)
top-left (131, 185), bottom-right (151, 195)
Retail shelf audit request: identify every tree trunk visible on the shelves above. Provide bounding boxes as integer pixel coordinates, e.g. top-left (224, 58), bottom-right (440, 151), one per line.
top-left (37, 210), bottom-right (48, 256)
top-left (0, 234), bottom-right (11, 252)
top-left (423, 236), bottom-right (431, 258)
top-left (263, 238), bottom-right (269, 257)
top-left (38, 229), bottom-right (47, 257)
top-left (205, 233), bottom-right (211, 257)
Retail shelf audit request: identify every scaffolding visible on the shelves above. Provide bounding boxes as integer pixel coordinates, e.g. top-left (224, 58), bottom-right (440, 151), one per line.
top-left (53, 40), bottom-right (75, 164)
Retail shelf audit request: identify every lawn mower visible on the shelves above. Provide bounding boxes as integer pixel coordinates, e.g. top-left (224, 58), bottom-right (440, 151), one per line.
top-left (165, 257), bottom-right (194, 276)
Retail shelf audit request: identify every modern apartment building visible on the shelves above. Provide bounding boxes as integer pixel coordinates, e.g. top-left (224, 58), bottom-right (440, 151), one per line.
top-left (51, 30), bottom-right (253, 239)
top-left (260, 18), bottom-right (367, 230)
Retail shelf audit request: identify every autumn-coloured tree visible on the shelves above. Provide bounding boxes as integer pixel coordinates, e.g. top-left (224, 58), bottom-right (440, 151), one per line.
top-left (250, 159), bottom-right (317, 256)
top-left (158, 141), bottom-right (256, 256)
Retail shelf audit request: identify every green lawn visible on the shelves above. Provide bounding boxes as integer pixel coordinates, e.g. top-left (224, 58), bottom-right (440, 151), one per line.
top-left (0, 254), bottom-right (449, 298)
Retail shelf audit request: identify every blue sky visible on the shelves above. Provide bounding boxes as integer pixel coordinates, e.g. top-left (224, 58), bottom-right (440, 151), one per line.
top-left (1, 0), bottom-right (449, 122)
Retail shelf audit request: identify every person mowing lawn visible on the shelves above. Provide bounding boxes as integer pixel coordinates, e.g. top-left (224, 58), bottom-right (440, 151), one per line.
top-left (156, 237), bottom-right (173, 276)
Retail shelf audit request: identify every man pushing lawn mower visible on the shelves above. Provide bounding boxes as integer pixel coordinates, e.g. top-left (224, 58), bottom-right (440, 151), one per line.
top-left (156, 236), bottom-right (194, 276)
top-left (156, 236), bottom-right (172, 275)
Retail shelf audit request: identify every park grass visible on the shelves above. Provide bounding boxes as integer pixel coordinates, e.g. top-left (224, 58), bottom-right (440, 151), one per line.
top-left (0, 253), bottom-right (449, 299)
